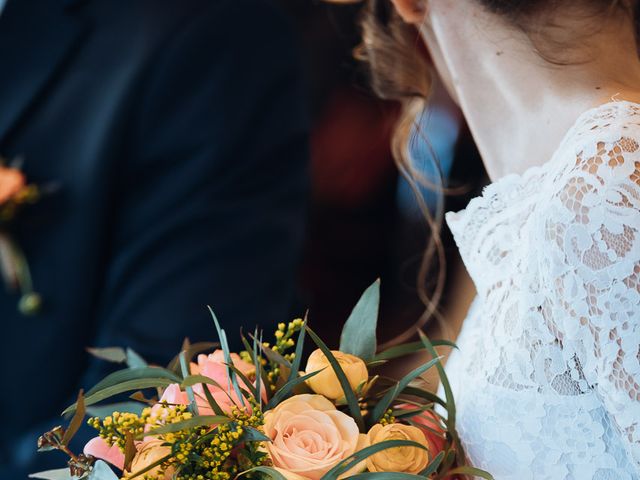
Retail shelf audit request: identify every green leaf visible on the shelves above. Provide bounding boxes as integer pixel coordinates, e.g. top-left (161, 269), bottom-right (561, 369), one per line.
top-left (65, 378), bottom-right (175, 415)
top-left (266, 369), bottom-right (323, 410)
top-left (421, 450), bottom-right (445, 476)
top-left (28, 469), bottom-right (76, 480)
top-left (85, 367), bottom-right (181, 397)
top-left (241, 426), bottom-right (270, 442)
top-left (167, 341), bottom-right (218, 372)
top-left (141, 415), bottom-right (230, 438)
top-left (372, 339), bottom-right (458, 362)
top-left (125, 454), bottom-right (172, 479)
top-left (399, 386), bottom-right (446, 408)
top-left (418, 331), bottom-right (455, 429)
top-left (340, 473), bottom-right (427, 480)
top-left (339, 279), bottom-right (380, 361)
top-left (86, 347), bottom-right (127, 364)
top-left (126, 348), bottom-right (147, 369)
top-left (369, 355), bottom-right (442, 425)
top-left (237, 466), bottom-right (287, 480)
top-left (179, 351), bottom-right (200, 415)
top-left (306, 327), bottom-right (365, 431)
top-left (61, 390), bottom-right (85, 445)
top-left (287, 315), bottom-right (307, 384)
top-left (445, 466), bottom-right (495, 479)
top-left (86, 402), bottom-right (146, 419)
top-left (208, 307), bottom-right (245, 407)
top-left (227, 363), bottom-right (259, 400)
top-left (199, 382), bottom-right (226, 416)
top-left (322, 440), bottom-right (429, 480)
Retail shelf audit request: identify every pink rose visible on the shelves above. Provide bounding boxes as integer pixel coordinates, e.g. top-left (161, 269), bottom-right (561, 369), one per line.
top-left (397, 404), bottom-right (447, 454)
top-left (83, 436), bottom-right (125, 471)
top-left (263, 394), bottom-right (368, 480)
top-left (159, 350), bottom-right (264, 416)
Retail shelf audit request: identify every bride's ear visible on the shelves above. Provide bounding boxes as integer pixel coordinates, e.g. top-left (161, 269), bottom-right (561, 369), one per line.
top-left (390, 0), bottom-right (427, 24)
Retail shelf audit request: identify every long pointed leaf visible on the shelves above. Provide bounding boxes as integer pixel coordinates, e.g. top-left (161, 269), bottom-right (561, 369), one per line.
top-left (237, 466), bottom-right (287, 480)
top-left (421, 450), bottom-right (445, 476)
top-left (444, 466), bottom-right (495, 479)
top-left (65, 379), bottom-right (174, 415)
top-left (208, 307), bottom-right (245, 407)
top-left (372, 339), bottom-right (458, 362)
top-left (322, 439), bottom-right (429, 480)
top-left (370, 356), bottom-right (442, 424)
top-left (61, 390), bottom-right (85, 445)
top-left (85, 367), bottom-right (180, 397)
top-left (287, 315), bottom-right (307, 384)
top-left (266, 369), bottom-right (323, 410)
top-left (179, 351), bottom-right (199, 415)
top-left (418, 331), bottom-right (455, 429)
top-left (306, 327), bottom-right (365, 431)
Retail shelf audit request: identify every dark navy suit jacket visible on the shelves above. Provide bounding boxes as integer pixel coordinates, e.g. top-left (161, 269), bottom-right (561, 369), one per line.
top-left (0, 0), bottom-right (308, 475)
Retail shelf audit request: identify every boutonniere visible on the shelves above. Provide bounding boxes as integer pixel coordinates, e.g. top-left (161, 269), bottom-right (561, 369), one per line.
top-left (0, 158), bottom-right (43, 315)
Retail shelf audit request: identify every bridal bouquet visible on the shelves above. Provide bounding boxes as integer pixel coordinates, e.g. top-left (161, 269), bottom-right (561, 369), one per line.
top-left (32, 281), bottom-right (492, 480)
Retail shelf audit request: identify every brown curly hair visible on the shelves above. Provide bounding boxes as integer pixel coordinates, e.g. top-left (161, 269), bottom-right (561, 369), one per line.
top-left (353, 0), bottom-right (640, 347)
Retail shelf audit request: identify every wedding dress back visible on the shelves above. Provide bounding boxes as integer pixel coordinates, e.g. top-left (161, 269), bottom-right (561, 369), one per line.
top-left (444, 100), bottom-right (640, 479)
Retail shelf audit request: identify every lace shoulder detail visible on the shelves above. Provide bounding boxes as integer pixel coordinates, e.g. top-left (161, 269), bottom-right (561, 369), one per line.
top-left (538, 101), bottom-right (640, 468)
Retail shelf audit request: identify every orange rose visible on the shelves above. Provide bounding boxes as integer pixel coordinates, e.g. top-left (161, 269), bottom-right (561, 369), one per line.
top-left (366, 423), bottom-right (430, 474)
top-left (304, 349), bottom-right (368, 400)
top-left (0, 166), bottom-right (25, 205)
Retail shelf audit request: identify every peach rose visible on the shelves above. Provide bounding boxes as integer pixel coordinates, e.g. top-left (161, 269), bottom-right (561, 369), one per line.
top-left (305, 349), bottom-right (368, 400)
top-left (0, 166), bottom-right (25, 205)
top-left (127, 439), bottom-right (174, 479)
top-left (263, 394), bottom-right (368, 480)
top-left (366, 423), bottom-right (430, 474)
top-left (83, 436), bottom-right (125, 470)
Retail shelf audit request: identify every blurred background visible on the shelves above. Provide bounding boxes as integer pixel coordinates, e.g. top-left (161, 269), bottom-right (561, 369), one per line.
top-left (278, 0), bottom-right (488, 346)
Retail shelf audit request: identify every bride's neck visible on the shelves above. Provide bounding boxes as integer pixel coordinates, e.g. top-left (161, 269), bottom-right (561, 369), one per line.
top-left (423, 2), bottom-right (640, 181)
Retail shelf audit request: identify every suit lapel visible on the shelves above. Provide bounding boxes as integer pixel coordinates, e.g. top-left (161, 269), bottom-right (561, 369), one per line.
top-left (0, 0), bottom-right (90, 144)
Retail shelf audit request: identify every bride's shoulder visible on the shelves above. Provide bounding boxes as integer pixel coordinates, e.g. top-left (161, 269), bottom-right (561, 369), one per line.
top-left (548, 100), bottom-right (640, 193)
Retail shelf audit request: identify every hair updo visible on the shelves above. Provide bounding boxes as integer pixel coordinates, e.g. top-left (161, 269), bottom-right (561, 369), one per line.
top-left (359, 0), bottom-right (639, 345)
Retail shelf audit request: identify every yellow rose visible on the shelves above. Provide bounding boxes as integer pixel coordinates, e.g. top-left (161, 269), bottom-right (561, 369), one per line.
top-left (263, 394), bottom-right (368, 480)
top-left (304, 349), bottom-right (368, 400)
top-left (366, 423), bottom-right (430, 474)
top-left (127, 439), bottom-right (174, 479)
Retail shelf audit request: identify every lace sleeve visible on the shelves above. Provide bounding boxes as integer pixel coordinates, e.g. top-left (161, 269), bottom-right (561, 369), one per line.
top-left (542, 133), bottom-right (640, 468)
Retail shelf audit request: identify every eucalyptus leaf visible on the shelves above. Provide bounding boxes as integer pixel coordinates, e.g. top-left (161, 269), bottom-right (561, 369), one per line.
top-left (126, 348), bottom-right (147, 369)
top-left (89, 461), bottom-right (119, 480)
top-left (86, 347), bottom-right (127, 364)
top-left (29, 469), bottom-right (77, 480)
top-left (339, 279), bottom-right (380, 361)
top-left (85, 367), bottom-right (181, 398)
top-left (86, 401), bottom-right (146, 418)
top-left (65, 378), bottom-right (175, 415)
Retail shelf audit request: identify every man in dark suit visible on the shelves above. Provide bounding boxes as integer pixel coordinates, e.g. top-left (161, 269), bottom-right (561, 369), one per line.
top-left (0, 0), bottom-right (309, 476)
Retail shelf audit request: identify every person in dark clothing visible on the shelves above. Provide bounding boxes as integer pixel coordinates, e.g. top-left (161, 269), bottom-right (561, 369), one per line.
top-left (0, 0), bottom-right (309, 476)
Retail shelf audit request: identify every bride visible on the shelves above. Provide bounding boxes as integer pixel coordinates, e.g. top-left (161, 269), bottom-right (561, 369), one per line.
top-left (351, 0), bottom-right (640, 478)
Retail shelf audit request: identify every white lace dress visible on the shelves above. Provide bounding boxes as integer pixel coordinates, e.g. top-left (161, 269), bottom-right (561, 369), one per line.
top-left (444, 101), bottom-right (640, 479)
